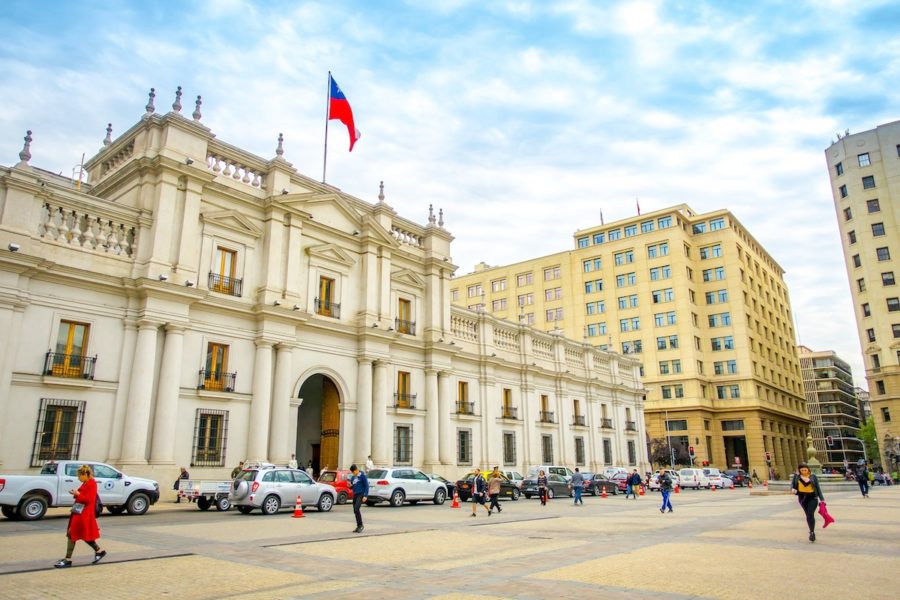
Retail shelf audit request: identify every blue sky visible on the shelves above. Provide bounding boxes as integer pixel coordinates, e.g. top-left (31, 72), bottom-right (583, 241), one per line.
top-left (2, 0), bottom-right (899, 387)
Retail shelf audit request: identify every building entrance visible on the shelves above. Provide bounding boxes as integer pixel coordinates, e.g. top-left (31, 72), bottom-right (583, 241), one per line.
top-left (296, 374), bottom-right (341, 478)
top-left (723, 435), bottom-right (749, 471)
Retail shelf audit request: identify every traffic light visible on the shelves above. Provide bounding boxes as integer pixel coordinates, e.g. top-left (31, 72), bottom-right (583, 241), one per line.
top-left (689, 446), bottom-right (695, 456)
top-left (765, 451), bottom-right (771, 462)
top-left (826, 436), bottom-right (834, 447)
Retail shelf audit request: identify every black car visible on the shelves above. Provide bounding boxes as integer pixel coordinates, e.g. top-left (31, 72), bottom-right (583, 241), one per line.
top-left (522, 473), bottom-right (571, 500)
top-left (582, 472), bottom-right (618, 495)
top-left (723, 469), bottom-right (748, 487)
top-left (455, 472), bottom-right (521, 501)
top-left (430, 474), bottom-right (456, 499)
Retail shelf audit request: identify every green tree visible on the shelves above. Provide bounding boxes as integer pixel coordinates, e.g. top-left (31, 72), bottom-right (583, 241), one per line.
top-left (860, 417), bottom-right (880, 463)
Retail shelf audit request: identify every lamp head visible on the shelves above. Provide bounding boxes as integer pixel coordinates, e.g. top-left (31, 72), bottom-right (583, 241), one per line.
top-left (158, 274), bottom-right (168, 281)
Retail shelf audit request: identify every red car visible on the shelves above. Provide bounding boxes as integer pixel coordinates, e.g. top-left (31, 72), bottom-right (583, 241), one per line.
top-left (610, 472), bottom-right (630, 492)
top-left (318, 469), bottom-right (353, 504)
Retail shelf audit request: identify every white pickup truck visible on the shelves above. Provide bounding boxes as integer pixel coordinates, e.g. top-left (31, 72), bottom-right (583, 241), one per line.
top-left (0, 460), bottom-right (160, 521)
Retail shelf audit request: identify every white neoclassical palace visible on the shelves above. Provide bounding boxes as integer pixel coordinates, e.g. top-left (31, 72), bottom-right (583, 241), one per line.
top-left (0, 89), bottom-right (648, 486)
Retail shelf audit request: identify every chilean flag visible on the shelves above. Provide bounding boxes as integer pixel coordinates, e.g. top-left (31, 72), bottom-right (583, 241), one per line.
top-left (329, 74), bottom-right (360, 151)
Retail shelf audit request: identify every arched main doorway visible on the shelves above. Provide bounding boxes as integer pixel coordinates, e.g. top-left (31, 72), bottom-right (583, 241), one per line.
top-left (296, 374), bottom-right (341, 477)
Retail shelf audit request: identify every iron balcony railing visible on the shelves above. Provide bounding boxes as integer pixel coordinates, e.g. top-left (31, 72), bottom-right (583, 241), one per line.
top-left (314, 298), bottom-right (341, 318)
top-left (601, 418), bottom-right (614, 429)
top-left (393, 392), bottom-right (417, 409)
top-left (456, 401), bottom-right (474, 415)
top-left (43, 351), bottom-right (97, 380)
top-left (539, 410), bottom-right (555, 424)
top-left (501, 406), bottom-right (518, 419)
top-left (573, 415), bottom-right (586, 426)
top-left (625, 420), bottom-right (637, 431)
top-left (395, 318), bottom-right (416, 335)
top-left (208, 272), bottom-right (243, 297)
top-left (197, 369), bottom-right (237, 392)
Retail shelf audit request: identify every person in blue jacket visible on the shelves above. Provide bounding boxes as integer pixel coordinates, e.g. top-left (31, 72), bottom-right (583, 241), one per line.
top-left (349, 464), bottom-right (369, 533)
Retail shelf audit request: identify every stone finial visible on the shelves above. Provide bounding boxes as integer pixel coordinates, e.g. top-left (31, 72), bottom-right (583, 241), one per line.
top-left (428, 204), bottom-right (436, 224)
top-left (275, 133), bottom-right (284, 157)
top-left (378, 181), bottom-right (385, 203)
top-left (103, 123), bottom-right (113, 147)
top-left (172, 86), bottom-right (183, 112)
top-left (18, 130), bottom-right (33, 163)
top-left (438, 208), bottom-right (444, 227)
top-left (145, 88), bottom-right (156, 115)
top-left (192, 95), bottom-right (202, 121)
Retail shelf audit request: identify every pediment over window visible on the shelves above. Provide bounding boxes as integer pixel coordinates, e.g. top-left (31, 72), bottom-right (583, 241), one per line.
top-left (306, 243), bottom-right (357, 268)
top-left (200, 210), bottom-right (263, 238)
top-left (280, 192), bottom-right (363, 226)
top-left (864, 344), bottom-right (881, 354)
top-left (391, 268), bottom-right (426, 289)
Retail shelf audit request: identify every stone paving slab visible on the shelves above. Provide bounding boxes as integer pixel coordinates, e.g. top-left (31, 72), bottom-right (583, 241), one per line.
top-left (139, 515), bottom-right (387, 542)
top-left (0, 531), bottom-right (149, 563)
top-left (699, 519), bottom-right (900, 549)
top-left (491, 515), bottom-right (671, 534)
top-left (532, 542), bottom-right (899, 599)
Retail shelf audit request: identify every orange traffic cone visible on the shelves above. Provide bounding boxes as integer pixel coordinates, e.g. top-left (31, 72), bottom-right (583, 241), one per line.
top-left (601, 485), bottom-right (608, 498)
top-left (292, 495), bottom-right (305, 518)
top-left (763, 480), bottom-right (768, 488)
top-left (451, 490), bottom-right (460, 508)
top-left (711, 484), bottom-right (716, 492)
top-left (638, 485), bottom-right (645, 496)
top-left (748, 481), bottom-right (753, 489)
top-left (674, 484), bottom-right (680, 494)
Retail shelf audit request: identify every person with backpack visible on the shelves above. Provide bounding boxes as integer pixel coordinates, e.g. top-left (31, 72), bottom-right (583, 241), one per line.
top-left (470, 468), bottom-right (490, 517)
top-left (791, 462), bottom-right (826, 542)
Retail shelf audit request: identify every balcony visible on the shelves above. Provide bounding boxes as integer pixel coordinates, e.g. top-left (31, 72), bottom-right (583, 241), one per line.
top-left (501, 406), bottom-right (518, 420)
top-left (601, 418), bottom-right (614, 429)
top-left (573, 415), bottom-right (586, 426)
top-left (625, 420), bottom-right (637, 431)
top-left (197, 370), bottom-right (236, 392)
top-left (314, 298), bottom-right (341, 319)
top-left (395, 318), bottom-right (416, 335)
top-left (43, 352), bottom-right (97, 380)
top-left (393, 392), bottom-right (417, 409)
top-left (456, 401), bottom-right (474, 415)
top-left (208, 272), bottom-right (243, 297)
top-left (539, 411), bottom-right (556, 424)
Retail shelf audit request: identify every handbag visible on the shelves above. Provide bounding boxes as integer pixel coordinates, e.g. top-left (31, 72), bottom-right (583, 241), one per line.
top-left (818, 501), bottom-right (835, 528)
top-left (71, 502), bottom-right (85, 515)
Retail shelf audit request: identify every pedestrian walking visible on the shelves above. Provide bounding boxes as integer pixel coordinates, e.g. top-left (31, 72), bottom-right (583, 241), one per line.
top-left (288, 454), bottom-right (298, 469)
top-left (470, 468), bottom-right (490, 517)
top-left (658, 468), bottom-right (673, 513)
top-left (306, 460), bottom-right (314, 477)
top-left (487, 467), bottom-right (503, 515)
top-left (752, 469), bottom-right (761, 485)
top-left (230, 461), bottom-right (245, 479)
top-left (54, 465), bottom-right (106, 568)
top-left (791, 462), bottom-right (825, 542)
top-left (570, 468), bottom-right (585, 505)
top-left (349, 464), bottom-right (368, 533)
top-left (626, 469), bottom-right (641, 499)
top-left (537, 470), bottom-right (549, 506)
top-left (173, 466), bottom-right (189, 503)
top-left (856, 462), bottom-right (869, 498)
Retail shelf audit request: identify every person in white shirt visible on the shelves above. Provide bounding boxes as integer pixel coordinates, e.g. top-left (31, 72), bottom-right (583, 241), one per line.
top-left (365, 456), bottom-right (374, 471)
top-left (288, 454), bottom-right (298, 469)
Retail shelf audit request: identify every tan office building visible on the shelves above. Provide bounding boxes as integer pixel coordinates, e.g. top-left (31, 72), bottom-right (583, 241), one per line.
top-left (825, 120), bottom-right (900, 470)
top-left (452, 205), bottom-right (809, 477)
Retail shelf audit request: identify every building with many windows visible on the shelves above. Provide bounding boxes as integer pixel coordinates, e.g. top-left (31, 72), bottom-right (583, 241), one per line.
top-left (825, 120), bottom-right (900, 471)
top-left (452, 205), bottom-right (810, 477)
top-left (798, 346), bottom-right (865, 469)
top-left (0, 91), bottom-right (647, 485)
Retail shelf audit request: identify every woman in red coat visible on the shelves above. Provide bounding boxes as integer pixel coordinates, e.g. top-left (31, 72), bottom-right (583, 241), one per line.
top-left (54, 464), bottom-right (106, 568)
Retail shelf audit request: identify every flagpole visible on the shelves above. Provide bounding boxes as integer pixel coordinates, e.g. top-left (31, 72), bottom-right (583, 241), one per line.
top-left (323, 71), bottom-right (331, 183)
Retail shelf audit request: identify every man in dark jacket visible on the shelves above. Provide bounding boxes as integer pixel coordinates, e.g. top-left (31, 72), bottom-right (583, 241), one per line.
top-left (627, 469), bottom-right (642, 500)
top-left (658, 469), bottom-right (673, 513)
top-left (470, 468), bottom-right (490, 517)
top-left (349, 464), bottom-right (369, 533)
top-left (856, 462), bottom-right (869, 498)
top-left (173, 467), bottom-right (189, 503)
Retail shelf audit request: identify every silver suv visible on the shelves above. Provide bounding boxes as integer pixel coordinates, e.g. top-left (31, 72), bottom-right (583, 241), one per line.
top-left (365, 467), bottom-right (448, 507)
top-left (230, 466), bottom-right (335, 515)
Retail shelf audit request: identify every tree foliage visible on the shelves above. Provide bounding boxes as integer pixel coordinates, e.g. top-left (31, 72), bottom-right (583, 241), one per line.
top-left (860, 417), bottom-right (880, 463)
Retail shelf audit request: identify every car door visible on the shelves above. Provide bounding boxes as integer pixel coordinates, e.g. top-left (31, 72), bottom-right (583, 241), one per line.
top-left (91, 463), bottom-right (127, 505)
top-left (59, 463), bottom-right (80, 507)
top-left (273, 470), bottom-right (296, 505)
top-left (412, 470), bottom-right (433, 498)
top-left (292, 470), bottom-right (316, 504)
top-left (395, 469), bottom-right (416, 498)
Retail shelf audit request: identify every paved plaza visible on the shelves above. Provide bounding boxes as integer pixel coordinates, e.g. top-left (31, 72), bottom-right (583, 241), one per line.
top-left (0, 486), bottom-right (898, 599)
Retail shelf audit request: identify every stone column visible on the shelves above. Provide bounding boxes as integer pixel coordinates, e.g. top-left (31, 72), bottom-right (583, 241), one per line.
top-left (371, 360), bottom-right (389, 465)
top-left (438, 371), bottom-right (453, 465)
top-left (0, 303), bottom-right (23, 467)
top-left (149, 324), bottom-right (186, 464)
top-left (424, 368), bottom-right (439, 467)
top-left (107, 320), bottom-right (138, 462)
top-left (355, 359), bottom-right (373, 465)
top-left (120, 320), bottom-right (161, 463)
top-left (268, 344), bottom-right (293, 465)
top-left (247, 340), bottom-right (274, 462)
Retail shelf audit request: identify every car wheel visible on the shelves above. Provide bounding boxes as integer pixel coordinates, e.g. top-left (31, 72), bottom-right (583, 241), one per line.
top-left (18, 496), bottom-right (48, 521)
top-left (547, 488), bottom-right (555, 500)
top-left (524, 494), bottom-right (532, 499)
top-left (126, 492), bottom-right (150, 515)
top-left (318, 494), bottom-right (334, 513)
top-left (237, 506), bottom-right (253, 514)
top-left (511, 488), bottom-right (520, 501)
top-left (197, 497), bottom-right (212, 511)
top-left (337, 491), bottom-right (349, 505)
top-left (390, 489), bottom-right (406, 507)
top-left (433, 488), bottom-right (447, 505)
top-left (365, 500), bottom-right (377, 507)
top-left (261, 495), bottom-right (281, 515)
top-left (1, 506), bottom-right (19, 520)
top-left (106, 505), bottom-right (126, 515)
top-left (215, 496), bottom-right (231, 512)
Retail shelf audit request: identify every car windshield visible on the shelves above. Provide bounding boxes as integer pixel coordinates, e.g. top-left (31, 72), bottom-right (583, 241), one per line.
top-left (40, 463), bottom-right (58, 475)
top-left (319, 472), bottom-right (337, 482)
top-left (368, 469), bottom-right (388, 479)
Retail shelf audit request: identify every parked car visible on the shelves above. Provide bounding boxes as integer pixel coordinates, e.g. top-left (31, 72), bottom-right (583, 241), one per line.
top-left (0, 460), bottom-right (160, 521)
top-left (648, 470), bottom-right (681, 491)
top-left (526, 465), bottom-right (575, 482)
top-left (318, 469), bottom-right (353, 504)
top-left (501, 471), bottom-right (525, 489)
top-left (677, 468), bottom-right (710, 490)
top-left (522, 473), bottom-right (571, 499)
top-left (429, 474), bottom-right (456, 499)
top-left (583, 472), bottom-right (618, 495)
top-left (365, 468), bottom-right (447, 507)
top-left (230, 466), bottom-right (335, 514)
top-left (455, 472), bottom-right (521, 501)
top-left (719, 475), bottom-right (736, 489)
top-left (723, 469), bottom-right (749, 487)
top-left (703, 468), bottom-right (725, 489)
top-left (609, 472), bottom-right (630, 492)
top-left (603, 466), bottom-right (629, 479)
